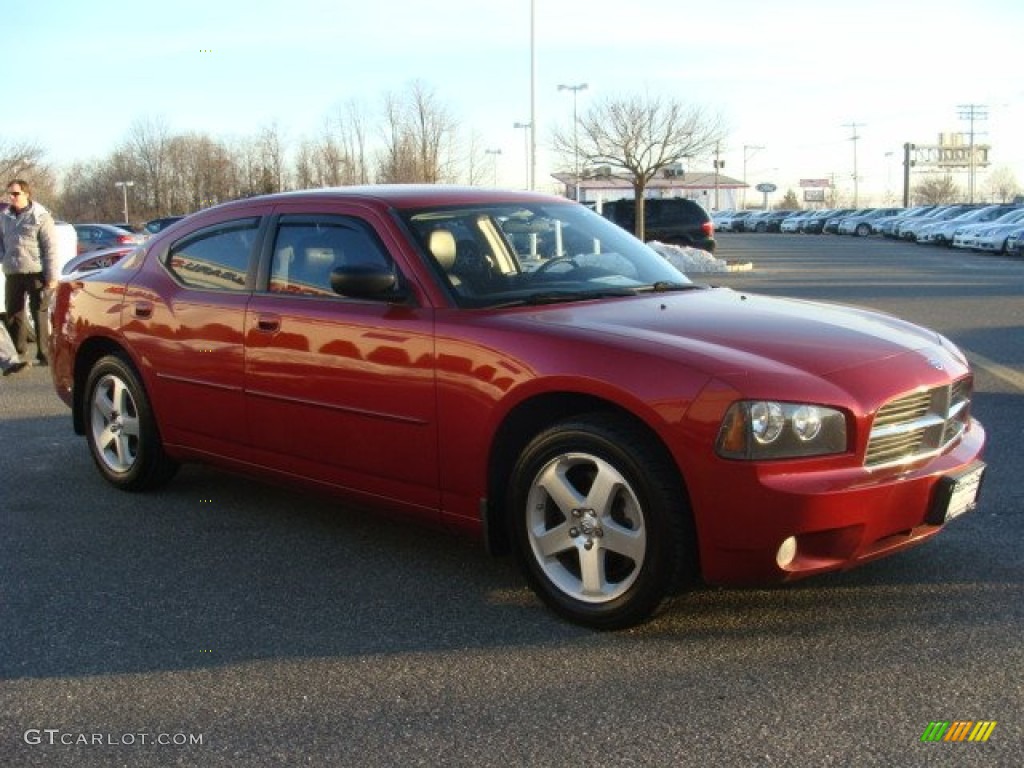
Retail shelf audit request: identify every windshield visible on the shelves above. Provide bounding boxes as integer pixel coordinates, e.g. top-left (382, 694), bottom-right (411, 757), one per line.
top-left (402, 202), bottom-right (693, 308)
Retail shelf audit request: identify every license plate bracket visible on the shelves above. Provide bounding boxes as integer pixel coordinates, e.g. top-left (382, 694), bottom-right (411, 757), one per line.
top-left (926, 461), bottom-right (986, 525)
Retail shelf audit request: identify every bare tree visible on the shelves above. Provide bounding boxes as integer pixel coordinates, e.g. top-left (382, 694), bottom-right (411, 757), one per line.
top-left (125, 117), bottom-right (173, 214)
top-left (165, 133), bottom-right (237, 212)
top-left (913, 175), bottom-right (961, 205)
top-left (460, 129), bottom-right (491, 186)
top-left (58, 160), bottom-right (121, 222)
top-left (552, 93), bottom-right (725, 239)
top-left (379, 91), bottom-right (417, 183)
top-left (378, 81), bottom-right (457, 184)
top-left (983, 166), bottom-right (1020, 203)
top-left (1, 139), bottom-right (58, 207)
top-left (296, 101), bottom-right (371, 188)
top-left (340, 100), bottom-right (371, 185)
top-left (1, 139), bottom-right (47, 183)
top-left (255, 122), bottom-right (288, 193)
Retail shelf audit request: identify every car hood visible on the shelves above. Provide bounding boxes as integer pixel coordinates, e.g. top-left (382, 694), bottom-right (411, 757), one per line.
top-left (509, 287), bottom-right (951, 378)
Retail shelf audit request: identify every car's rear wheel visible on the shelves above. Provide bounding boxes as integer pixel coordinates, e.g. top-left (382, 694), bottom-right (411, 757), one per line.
top-left (509, 414), bottom-right (695, 629)
top-left (856, 223), bottom-right (871, 237)
top-left (84, 355), bottom-right (178, 491)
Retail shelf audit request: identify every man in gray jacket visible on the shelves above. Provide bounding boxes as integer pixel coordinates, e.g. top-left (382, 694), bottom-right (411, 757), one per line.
top-left (1, 179), bottom-right (58, 366)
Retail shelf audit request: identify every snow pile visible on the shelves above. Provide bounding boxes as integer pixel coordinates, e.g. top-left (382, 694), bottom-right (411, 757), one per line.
top-left (647, 241), bottom-right (730, 274)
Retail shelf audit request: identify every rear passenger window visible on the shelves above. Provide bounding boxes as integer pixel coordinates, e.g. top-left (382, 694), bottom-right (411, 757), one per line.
top-left (165, 218), bottom-right (259, 291)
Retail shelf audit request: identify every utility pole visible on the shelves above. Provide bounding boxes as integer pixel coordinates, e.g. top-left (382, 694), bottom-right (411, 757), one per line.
top-left (957, 104), bottom-right (988, 204)
top-left (902, 143), bottom-right (915, 207)
top-left (742, 145), bottom-right (764, 209)
top-left (843, 122), bottom-right (865, 207)
top-left (513, 122), bottom-right (532, 189)
top-left (712, 142), bottom-right (723, 211)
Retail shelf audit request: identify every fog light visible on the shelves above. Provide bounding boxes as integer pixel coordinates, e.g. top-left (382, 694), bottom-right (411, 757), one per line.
top-left (776, 536), bottom-right (797, 568)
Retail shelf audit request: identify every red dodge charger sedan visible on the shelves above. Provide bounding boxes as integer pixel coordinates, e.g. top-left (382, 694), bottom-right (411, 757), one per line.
top-left (49, 186), bottom-right (986, 628)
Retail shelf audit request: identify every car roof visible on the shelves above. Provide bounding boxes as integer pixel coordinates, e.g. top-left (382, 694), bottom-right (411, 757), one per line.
top-left (206, 185), bottom-right (571, 214)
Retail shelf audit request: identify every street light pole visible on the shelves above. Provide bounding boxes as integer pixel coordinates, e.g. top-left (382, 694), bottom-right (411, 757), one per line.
top-left (557, 83), bottom-right (588, 201)
top-left (514, 122), bottom-right (532, 189)
top-left (485, 149), bottom-right (502, 187)
top-left (114, 180), bottom-right (135, 224)
top-left (529, 0), bottom-right (536, 191)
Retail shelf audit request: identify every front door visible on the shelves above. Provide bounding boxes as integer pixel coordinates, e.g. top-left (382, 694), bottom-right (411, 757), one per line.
top-left (243, 213), bottom-right (440, 517)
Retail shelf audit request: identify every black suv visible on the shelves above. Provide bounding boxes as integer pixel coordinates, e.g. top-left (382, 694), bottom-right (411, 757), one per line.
top-left (600, 198), bottom-right (716, 253)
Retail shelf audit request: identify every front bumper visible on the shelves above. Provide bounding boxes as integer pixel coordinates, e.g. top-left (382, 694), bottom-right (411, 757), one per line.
top-left (691, 420), bottom-right (986, 585)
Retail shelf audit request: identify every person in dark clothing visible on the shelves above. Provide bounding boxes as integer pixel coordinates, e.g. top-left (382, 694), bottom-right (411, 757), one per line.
top-left (1, 179), bottom-right (58, 366)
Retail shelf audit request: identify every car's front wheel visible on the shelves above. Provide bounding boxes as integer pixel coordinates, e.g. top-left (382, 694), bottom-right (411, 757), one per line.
top-left (509, 414), bottom-right (696, 629)
top-left (84, 355), bottom-right (178, 491)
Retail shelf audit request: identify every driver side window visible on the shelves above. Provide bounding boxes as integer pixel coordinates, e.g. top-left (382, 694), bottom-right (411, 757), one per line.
top-left (268, 218), bottom-right (391, 297)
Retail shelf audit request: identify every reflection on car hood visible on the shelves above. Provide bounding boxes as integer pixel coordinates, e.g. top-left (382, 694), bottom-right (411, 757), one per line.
top-left (511, 287), bottom-right (948, 377)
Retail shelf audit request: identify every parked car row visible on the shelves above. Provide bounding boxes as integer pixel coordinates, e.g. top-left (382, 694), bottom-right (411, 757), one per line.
top-left (715, 209), bottom-right (798, 233)
top-left (73, 216), bottom-right (188, 254)
top-left (714, 204), bottom-right (1024, 255)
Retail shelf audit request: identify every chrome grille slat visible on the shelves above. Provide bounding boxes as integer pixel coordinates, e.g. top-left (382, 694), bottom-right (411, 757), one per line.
top-left (873, 393), bottom-right (930, 427)
top-left (865, 377), bottom-right (972, 469)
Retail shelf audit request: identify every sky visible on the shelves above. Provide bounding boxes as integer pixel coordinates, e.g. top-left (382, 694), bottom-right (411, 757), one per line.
top-left (7, 0), bottom-right (1023, 206)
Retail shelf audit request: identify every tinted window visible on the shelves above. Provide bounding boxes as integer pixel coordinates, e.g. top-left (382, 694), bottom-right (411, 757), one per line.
top-left (165, 218), bottom-right (259, 291)
top-left (648, 200), bottom-right (671, 226)
top-left (268, 217), bottom-right (392, 297)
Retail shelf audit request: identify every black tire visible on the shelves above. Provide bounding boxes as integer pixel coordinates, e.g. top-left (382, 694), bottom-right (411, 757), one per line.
top-left (83, 354), bottom-right (178, 491)
top-left (856, 223), bottom-right (871, 237)
top-left (508, 413), bottom-right (696, 629)
top-left (755, 222), bottom-right (767, 233)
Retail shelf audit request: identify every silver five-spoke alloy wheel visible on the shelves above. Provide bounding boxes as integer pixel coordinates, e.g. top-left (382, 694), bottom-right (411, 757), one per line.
top-left (90, 372), bottom-right (141, 475)
top-left (83, 355), bottom-right (178, 490)
top-left (526, 452), bottom-right (647, 604)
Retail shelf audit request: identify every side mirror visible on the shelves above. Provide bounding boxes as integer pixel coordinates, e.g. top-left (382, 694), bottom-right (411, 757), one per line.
top-left (329, 265), bottom-right (407, 301)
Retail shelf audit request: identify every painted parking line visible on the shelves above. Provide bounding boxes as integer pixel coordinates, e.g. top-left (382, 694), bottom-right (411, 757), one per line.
top-left (967, 350), bottom-right (1024, 393)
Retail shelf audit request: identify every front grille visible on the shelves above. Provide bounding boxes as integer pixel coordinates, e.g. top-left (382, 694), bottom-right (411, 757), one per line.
top-left (865, 377), bottom-right (972, 469)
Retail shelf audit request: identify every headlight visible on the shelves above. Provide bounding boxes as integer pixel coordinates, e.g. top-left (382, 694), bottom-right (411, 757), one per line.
top-left (716, 401), bottom-right (847, 460)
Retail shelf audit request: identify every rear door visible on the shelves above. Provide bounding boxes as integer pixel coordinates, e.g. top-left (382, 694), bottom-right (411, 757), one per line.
top-left (121, 211), bottom-right (268, 457)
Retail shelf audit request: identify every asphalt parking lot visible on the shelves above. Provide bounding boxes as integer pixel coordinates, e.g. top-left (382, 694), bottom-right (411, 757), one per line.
top-left (1, 233), bottom-right (1021, 767)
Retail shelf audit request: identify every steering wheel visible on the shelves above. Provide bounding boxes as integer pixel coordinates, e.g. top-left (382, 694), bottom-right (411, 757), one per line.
top-left (534, 256), bottom-right (578, 275)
